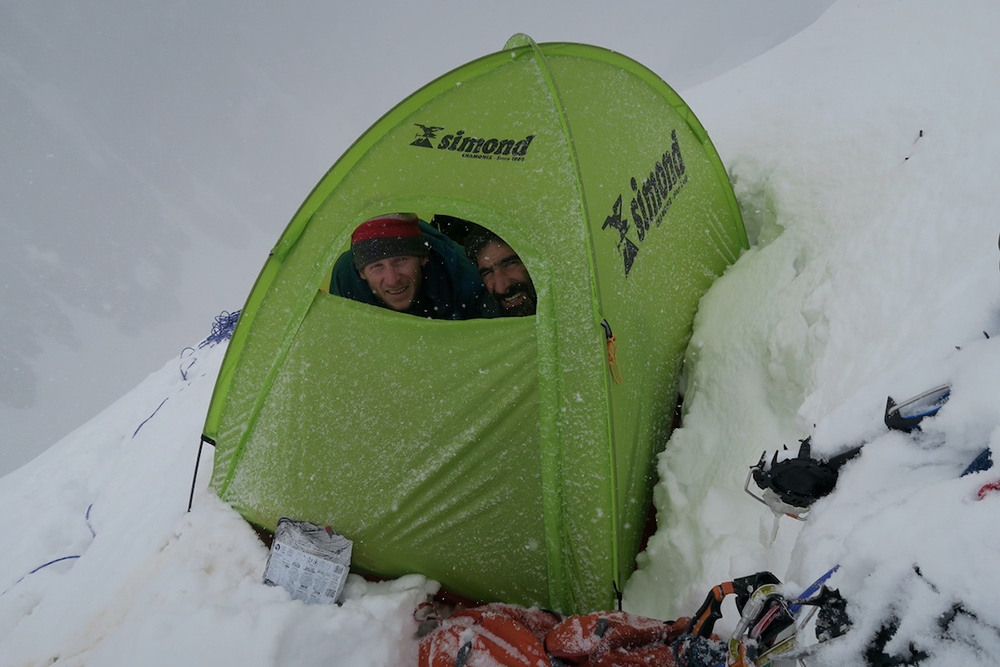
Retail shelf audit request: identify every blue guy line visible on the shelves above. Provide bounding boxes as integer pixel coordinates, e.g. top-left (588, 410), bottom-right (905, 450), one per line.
top-left (85, 503), bottom-right (96, 538)
top-left (0, 504), bottom-right (97, 597)
top-left (198, 309), bottom-right (241, 348)
top-left (1, 556), bottom-right (82, 597)
top-left (133, 398), bottom-right (168, 438)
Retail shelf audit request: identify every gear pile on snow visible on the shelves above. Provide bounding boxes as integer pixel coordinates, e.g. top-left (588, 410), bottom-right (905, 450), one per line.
top-left (746, 383), bottom-right (956, 519)
top-left (414, 570), bottom-right (846, 667)
top-left (418, 603), bottom-right (714, 667)
top-left (741, 379), bottom-right (1000, 664)
top-left (415, 566), bottom-right (995, 666)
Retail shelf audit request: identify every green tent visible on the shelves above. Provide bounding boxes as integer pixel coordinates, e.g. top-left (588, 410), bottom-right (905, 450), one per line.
top-left (204, 34), bottom-right (747, 615)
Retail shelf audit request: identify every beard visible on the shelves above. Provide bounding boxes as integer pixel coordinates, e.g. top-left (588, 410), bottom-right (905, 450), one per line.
top-left (495, 281), bottom-right (537, 317)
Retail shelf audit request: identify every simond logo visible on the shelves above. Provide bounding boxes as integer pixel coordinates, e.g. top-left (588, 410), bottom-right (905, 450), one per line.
top-left (602, 130), bottom-right (689, 276)
top-left (411, 124), bottom-right (445, 148)
top-left (410, 124), bottom-right (535, 161)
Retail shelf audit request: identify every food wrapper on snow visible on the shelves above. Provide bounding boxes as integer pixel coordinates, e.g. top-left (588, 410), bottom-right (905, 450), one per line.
top-left (263, 518), bottom-right (353, 605)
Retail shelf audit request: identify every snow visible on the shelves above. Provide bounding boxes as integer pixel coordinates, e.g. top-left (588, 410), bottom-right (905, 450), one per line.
top-left (3, 0), bottom-right (1000, 665)
top-left (623, 1), bottom-right (1000, 662)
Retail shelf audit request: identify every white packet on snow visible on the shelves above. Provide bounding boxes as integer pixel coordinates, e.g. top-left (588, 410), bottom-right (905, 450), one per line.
top-left (263, 517), bottom-right (353, 605)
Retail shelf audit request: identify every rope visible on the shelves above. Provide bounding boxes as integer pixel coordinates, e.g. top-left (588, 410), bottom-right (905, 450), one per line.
top-left (133, 398), bottom-right (168, 438)
top-left (1, 504), bottom-right (95, 597)
top-left (179, 309), bottom-right (241, 380)
top-left (179, 347), bottom-right (196, 381)
top-left (198, 309), bottom-right (241, 348)
top-left (0, 556), bottom-right (82, 596)
top-left (85, 502), bottom-right (96, 538)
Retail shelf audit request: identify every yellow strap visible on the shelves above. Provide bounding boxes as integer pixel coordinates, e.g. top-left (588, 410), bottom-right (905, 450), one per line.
top-left (606, 333), bottom-right (623, 385)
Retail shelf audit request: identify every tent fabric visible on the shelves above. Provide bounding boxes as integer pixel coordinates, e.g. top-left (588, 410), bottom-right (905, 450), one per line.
top-left (204, 34), bottom-right (747, 614)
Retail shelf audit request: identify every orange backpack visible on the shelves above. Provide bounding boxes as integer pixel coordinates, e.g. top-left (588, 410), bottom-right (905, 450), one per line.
top-left (544, 611), bottom-right (689, 664)
top-left (419, 603), bottom-right (561, 667)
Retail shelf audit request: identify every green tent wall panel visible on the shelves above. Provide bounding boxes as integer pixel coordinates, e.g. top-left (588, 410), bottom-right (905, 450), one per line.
top-left (204, 35), bottom-right (747, 614)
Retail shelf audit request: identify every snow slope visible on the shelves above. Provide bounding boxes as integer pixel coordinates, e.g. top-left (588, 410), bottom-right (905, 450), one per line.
top-left (3, 1), bottom-right (1000, 665)
top-left (625, 0), bottom-right (1000, 663)
top-left (0, 341), bottom-right (433, 665)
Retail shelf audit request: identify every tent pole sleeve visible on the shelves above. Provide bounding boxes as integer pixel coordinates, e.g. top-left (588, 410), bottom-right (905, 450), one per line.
top-left (525, 35), bottom-right (621, 609)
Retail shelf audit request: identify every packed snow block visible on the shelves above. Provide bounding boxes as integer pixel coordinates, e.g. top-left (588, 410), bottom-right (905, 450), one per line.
top-left (204, 34), bottom-right (747, 614)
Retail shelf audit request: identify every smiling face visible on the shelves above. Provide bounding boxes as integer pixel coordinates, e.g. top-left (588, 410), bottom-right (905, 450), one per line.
top-left (359, 255), bottom-right (428, 311)
top-left (475, 240), bottom-right (537, 317)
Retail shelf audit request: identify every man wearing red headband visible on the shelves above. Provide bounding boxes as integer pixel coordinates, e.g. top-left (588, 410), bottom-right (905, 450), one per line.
top-left (330, 213), bottom-right (498, 320)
